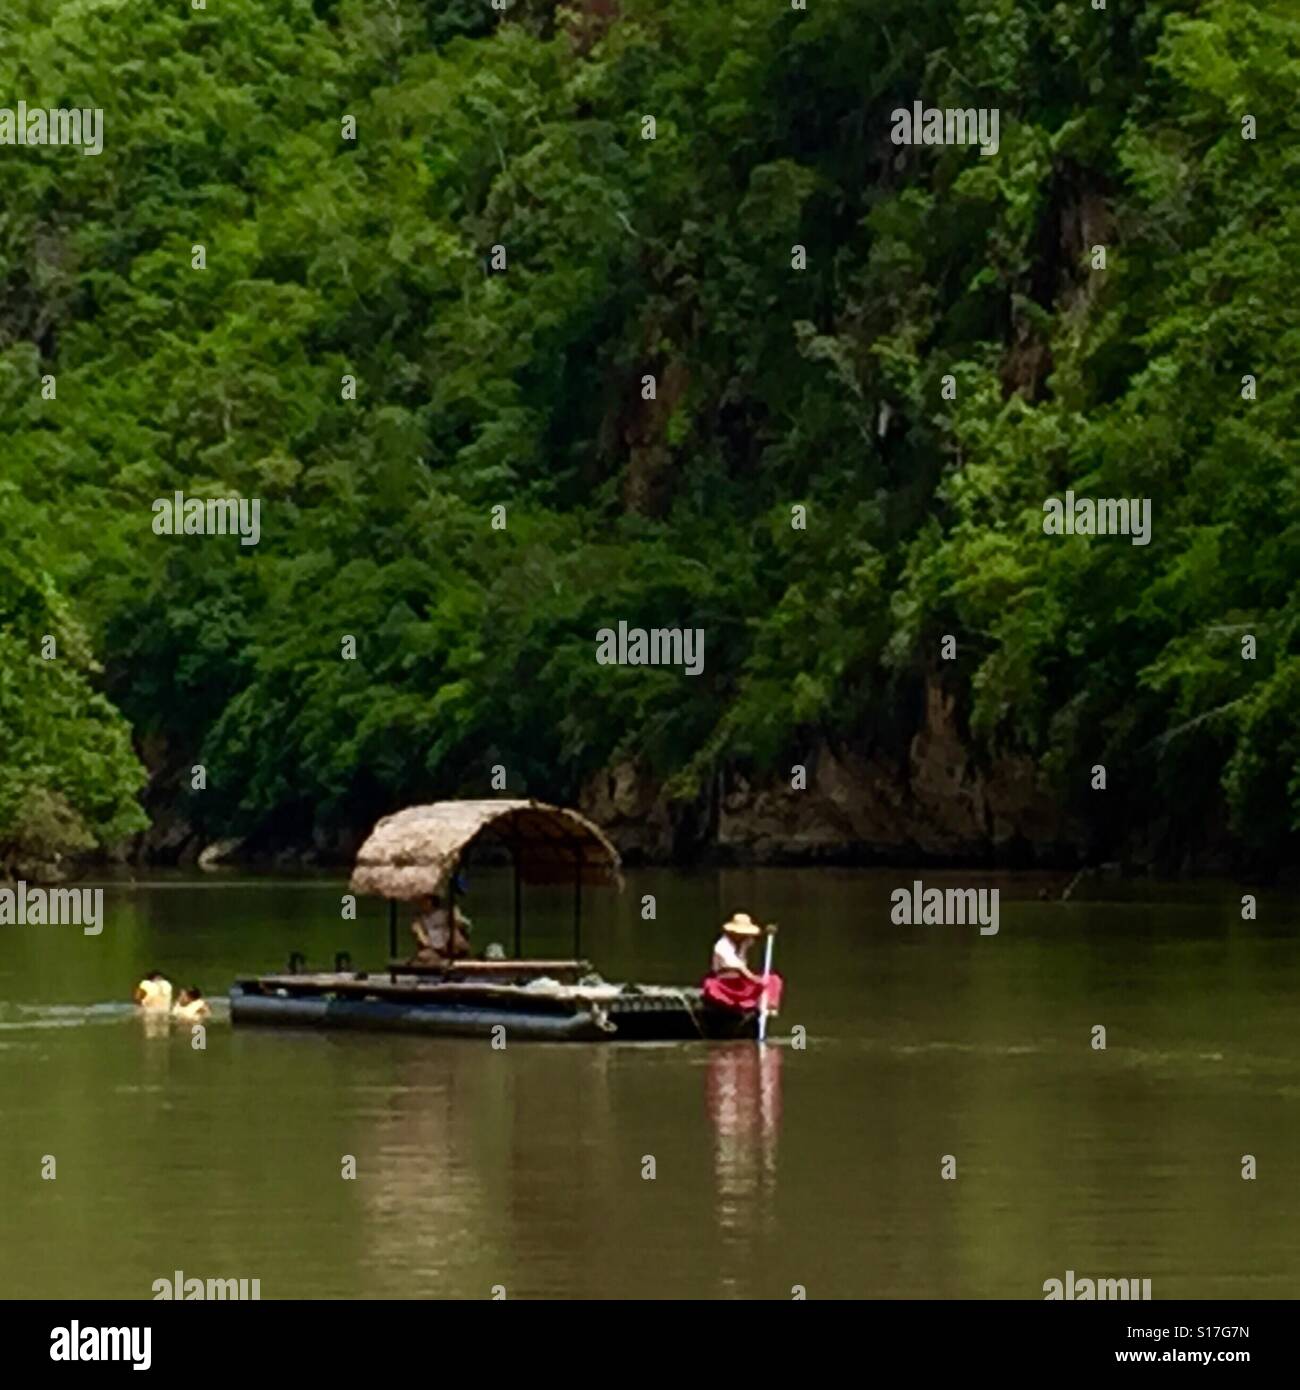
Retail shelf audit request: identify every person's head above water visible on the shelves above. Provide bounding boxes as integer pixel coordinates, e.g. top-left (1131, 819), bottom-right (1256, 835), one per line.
top-left (177, 986), bottom-right (204, 1004)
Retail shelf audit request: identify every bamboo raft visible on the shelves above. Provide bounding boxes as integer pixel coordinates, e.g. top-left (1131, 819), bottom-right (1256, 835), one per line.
top-left (230, 966), bottom-right (759, 1042)
top-left (229, 800), bottom-right (773, 1044)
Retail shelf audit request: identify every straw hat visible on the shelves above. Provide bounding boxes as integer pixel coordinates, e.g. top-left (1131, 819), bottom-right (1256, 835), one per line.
top-left (722, 912), bottom-right (762, 937)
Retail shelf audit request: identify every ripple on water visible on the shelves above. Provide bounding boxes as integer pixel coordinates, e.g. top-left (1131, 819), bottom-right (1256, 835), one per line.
top-left (0, 1001), bottom-right (227, 1030)
top-left (0, 1001), bottom-right (134, 1028)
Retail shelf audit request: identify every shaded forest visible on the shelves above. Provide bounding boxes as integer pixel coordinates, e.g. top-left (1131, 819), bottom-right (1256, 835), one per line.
top-left (0, 0), bottom-right (1296, 876)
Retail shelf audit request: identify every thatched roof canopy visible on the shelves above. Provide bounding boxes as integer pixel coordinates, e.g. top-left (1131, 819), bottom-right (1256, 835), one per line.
top-left (349, 800), bottom-right (623, 901)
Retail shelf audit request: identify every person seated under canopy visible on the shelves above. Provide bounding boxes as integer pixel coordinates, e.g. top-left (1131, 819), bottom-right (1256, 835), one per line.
top-left (410, 892), bottom-right (472, 963)
top-left (702, 912), bottom-right (783, 1014)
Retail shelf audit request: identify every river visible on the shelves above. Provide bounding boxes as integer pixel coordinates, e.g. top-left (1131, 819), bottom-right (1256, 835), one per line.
top-left (1, 868), bottom-right (1296, 1299)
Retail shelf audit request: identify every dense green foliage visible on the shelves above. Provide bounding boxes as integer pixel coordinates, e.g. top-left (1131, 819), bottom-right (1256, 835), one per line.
top-left (0, 487), bottom-right (147, 868)
top-left (0, 0), bottom-right (1295, 868)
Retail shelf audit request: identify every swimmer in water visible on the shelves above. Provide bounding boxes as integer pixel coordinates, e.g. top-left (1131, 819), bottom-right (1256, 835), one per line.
top-left (172, 986), bottom-right (211, 1023)
top-left (133, 972), bottom-right (173, 1012)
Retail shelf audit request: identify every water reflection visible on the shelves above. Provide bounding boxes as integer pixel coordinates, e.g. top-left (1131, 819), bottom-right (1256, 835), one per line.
top-left (138, 1009), bottom-right (173, 1041)
top-left (351, 1046), bottom-right (492, 1287)
top-left (6, 870), bottom-right (1300, 1298)
top-left (707, 1043), bottom-right (782, 1243)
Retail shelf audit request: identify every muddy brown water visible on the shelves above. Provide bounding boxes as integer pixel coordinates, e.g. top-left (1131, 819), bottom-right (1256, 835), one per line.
top-left (1, 868), bottom-right (1296, 1298)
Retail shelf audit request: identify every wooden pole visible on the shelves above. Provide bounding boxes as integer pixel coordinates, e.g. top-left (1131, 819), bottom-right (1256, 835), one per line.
top-left (447, 860), bottom-right (458, 963)
top-left (388, 900), bottom-right (397, 961)
top-left (573, 851), bottom-right (583, 961)
top-left (757, 926), bottom-right (777, 1044)
top-left (513, 850), bottom-right (522, 959)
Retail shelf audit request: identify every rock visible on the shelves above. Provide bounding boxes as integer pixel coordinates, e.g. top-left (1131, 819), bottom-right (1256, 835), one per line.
top-left (714, 680), bottom-right (1080, 863)
top-left (584, 676), bottom-right (1087, 865)
top-left (131, 808), bottom-right (199, 866)
top-left (578, 759), bottom-right (676, 860)
top-left (198, 837), bottom-right (244, 870)
top-left (311, 823), bottom-right (363, 863)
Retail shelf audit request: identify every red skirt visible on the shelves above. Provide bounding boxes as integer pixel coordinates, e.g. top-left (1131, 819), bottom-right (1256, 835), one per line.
top-left (701, 972), bottom-right (783, 1015)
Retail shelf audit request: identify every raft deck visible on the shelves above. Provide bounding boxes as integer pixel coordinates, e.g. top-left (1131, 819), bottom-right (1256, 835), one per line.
top-left (230, 968), bottom-right (759, 1042)
top-left (385, 958), bottom-right (595, 984)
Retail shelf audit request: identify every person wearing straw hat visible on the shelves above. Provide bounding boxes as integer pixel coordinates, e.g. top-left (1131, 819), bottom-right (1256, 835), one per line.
top-left (711, 913), bottom-right (764, 981)
top-left (702, 912), bottom-right (783, 1015)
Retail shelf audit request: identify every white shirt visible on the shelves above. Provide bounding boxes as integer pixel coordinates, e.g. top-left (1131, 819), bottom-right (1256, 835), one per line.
top-left (136, 978), bottom-right (173, 1011)
top-left (415, 907), bottom-right (470, 951)
top-left (711, 934), bottom-right (748, 974)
